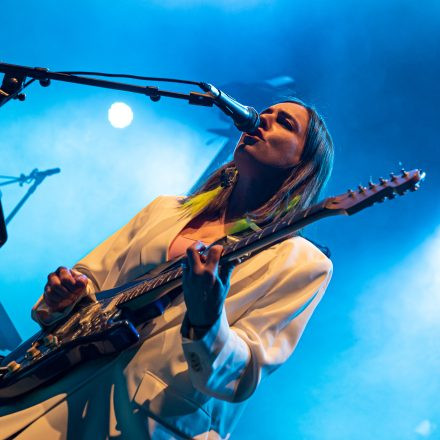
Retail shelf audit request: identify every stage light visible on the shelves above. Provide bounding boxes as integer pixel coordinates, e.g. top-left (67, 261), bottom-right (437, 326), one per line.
top-left (108, 102), bottom-right (133, 128)
top-left (415, 419), bottom-right (435, 437)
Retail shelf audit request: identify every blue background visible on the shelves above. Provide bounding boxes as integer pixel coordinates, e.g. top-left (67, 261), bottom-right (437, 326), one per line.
top-left (1, 1), bottom-right (439, 438)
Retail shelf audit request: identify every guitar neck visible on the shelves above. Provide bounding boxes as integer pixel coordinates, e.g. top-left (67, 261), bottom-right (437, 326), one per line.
top-left (219, 199), bottom-right (340, 264)
top-left (113, 167), bottom-right (424, 310)
top-left (114, 199), bottom-right (340, 310)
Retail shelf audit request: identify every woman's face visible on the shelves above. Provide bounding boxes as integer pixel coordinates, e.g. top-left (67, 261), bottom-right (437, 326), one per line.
top-left (234, 102), bottom-right (309, 177)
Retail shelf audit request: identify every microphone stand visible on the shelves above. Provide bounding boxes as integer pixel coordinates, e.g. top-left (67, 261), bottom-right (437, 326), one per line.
top-left (0, 168), bottom-right (60, 247)
top-left (0, 62), bottom-right (215, 108)
top-left (0, 193), bottom-right (6, 248)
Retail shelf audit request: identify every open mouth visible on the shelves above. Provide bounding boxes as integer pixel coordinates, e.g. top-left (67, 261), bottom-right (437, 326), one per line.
top-left (243, 134), bottom-right (260, 145)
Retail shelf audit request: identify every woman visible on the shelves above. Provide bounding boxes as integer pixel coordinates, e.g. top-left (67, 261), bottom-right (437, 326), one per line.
top-left (0, 99), bottom-right (334, 439)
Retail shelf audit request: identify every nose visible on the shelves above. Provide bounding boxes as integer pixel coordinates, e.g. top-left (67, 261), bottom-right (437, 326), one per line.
top-left (259, 113), bottom-right (269, 130)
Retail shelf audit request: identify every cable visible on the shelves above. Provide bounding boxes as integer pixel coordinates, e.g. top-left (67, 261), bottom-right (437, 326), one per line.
top-left (56, 71), bottom-right (203, 86)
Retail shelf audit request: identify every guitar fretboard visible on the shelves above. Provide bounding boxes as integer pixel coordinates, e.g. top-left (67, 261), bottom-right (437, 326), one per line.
top-left (114, 199), bottom-right (331, 307)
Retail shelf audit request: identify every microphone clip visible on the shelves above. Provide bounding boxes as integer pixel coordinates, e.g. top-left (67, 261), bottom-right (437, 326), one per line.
top-left (0, 73), bottom-right (27, 106)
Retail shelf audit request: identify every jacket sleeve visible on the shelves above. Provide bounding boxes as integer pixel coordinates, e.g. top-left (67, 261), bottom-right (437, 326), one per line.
top-left (31, 196), bottom-right (165, 327)
top-left (180, 236), bottom-right (332, 402)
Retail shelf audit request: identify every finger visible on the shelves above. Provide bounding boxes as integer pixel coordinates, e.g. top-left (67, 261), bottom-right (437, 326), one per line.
top-left (47, 276), bottom-right (74, 300)
top-left (205, 245), bottom-right (223, 271)
top-left (181, 258), bottom-right (189, 278)
top-left (186, 242), bottom-right (205, 272)
top-left (71, 269), bottom-right (88, 285)
top-left (58, 268), bottom-right (76, 290)
top-left (72, 273), bottom-right (88, 289)
top-left (218, 261), bottom-right (236, 285)
top-left (44, 286), bottom-right (66, 308)
top-left (55, 266), bottom-right (69, 276)
top-left (44, 294), bottom-right (59, 310)
top-left (47, 273), bottom-right (62, 288)
top-left (51, 283), bottom-right (72, 299)
top-left (43, 286), bottom-right (57, 307)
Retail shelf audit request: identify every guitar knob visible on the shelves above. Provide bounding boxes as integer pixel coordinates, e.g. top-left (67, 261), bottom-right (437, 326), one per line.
top-left (25, 346), bottom-right (41, 360)
top-left (6, 361), bottom-right (21, 373)
top-left (43, 334), bottom-right (59, 347)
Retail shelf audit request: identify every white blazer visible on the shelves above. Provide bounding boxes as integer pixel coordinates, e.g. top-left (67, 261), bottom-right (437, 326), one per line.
top-left (0, 195), bottom-right (332, 439)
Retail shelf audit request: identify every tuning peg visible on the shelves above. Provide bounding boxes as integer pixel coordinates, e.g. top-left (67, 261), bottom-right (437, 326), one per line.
top-left (401, 168), bottom-right (408, 178)
top-left (379, 177), bottom-right (387, 185)
top-left (409, 184), bottom-right (419, 192)
top-left (368, 180), bottom-right (376, 189)
top-left (6, 360), bottom-right (21, 373)
top-left (387, 193), bottom-right (396, 199)
top-left (358, 184), bottom-right (366, 193)
top-left (389, 172), bottom-right (397, 181)
top-left (347, 189), bottom-right (355, 197)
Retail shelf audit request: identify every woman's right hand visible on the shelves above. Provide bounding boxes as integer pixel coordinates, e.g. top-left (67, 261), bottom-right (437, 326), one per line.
top-left (44, 267), bottom-right (89, 312)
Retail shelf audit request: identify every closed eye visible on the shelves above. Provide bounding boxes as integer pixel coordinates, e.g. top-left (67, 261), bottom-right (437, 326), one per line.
top-left (278, 115), bottom-right (293, 131)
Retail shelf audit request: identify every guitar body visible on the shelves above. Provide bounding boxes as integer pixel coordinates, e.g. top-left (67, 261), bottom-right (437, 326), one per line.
top-left (0, 277), bottom-right (181, 403)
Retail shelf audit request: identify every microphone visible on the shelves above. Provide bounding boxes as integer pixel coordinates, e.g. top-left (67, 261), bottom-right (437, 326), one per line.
top-left (26, 168), bottom-right (60, 183)
top-left (34, 168), bottom-right (61, 177)
top-left (201, 83), bottom-right (260, 132)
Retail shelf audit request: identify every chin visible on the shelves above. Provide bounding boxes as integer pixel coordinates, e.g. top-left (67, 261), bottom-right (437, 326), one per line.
top-left (235, 146), bottom-right (271, 173)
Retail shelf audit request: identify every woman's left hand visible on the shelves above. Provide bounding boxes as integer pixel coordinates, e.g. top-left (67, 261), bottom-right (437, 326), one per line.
top-left (182, 242), bottom-right (235, 328)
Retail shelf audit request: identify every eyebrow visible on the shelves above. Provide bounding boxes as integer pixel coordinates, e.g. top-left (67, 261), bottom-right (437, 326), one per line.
top-left (260, 108), bottom-right (301, 132)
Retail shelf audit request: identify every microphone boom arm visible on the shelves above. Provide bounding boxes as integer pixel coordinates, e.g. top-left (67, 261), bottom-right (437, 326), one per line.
top-left (0, 62), bottom-right (215, 108)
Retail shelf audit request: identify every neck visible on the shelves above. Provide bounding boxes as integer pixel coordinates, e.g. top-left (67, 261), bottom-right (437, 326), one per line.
top-left (225, 171), bottom-right (288, 222)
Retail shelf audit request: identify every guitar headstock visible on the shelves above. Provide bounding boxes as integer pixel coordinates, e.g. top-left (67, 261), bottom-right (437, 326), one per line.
top-left (324, 169), bottom-right (425, 215)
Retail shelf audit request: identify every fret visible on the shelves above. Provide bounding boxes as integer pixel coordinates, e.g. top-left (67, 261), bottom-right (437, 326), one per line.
top-left (133, 285), bottom-right (144, 296)
top-left (286, 214), bottom-right (299, 226)
top-left (260, 227), bottom-right (272, 237)
top-left (137, 283), bottom-right (148, 294)
top-left (150, 278), bottom-right (161, 289)
top-left (128, 286), bottom-right (142, 298)
top-left (228, 242), bottom-right (239, 253)
top-left (144, 280), bottom-right (154, 292)
top-left (271, 223), bottom-right (279, 233)
top-left (120, 290), bottom-right (130, 301)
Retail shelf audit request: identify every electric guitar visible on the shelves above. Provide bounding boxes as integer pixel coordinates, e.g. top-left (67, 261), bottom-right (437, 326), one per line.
top-left (0, 169), bottom-right (425, 402)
